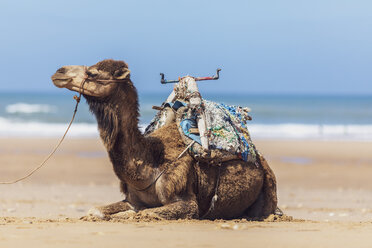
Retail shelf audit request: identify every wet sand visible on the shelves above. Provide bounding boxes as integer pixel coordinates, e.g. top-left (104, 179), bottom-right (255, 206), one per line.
top-left (0, 138), bottom-right (372, 247)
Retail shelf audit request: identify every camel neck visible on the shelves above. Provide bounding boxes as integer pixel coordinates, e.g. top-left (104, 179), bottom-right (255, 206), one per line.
top-left (110, 89), bottom-right (157, 187)
top-left (86, 84), bottom-right (155, 186)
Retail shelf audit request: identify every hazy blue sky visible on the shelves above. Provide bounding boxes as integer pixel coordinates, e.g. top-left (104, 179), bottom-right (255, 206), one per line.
top-left (0, 0), bottom-right (371, 94)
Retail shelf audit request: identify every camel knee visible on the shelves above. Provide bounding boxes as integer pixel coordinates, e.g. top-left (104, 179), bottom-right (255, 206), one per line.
top-left (179, 199), bottom-right (199, 219)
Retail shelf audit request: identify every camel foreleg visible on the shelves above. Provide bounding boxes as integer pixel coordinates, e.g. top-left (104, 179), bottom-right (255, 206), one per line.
top-left (86, 200), bottom-right (135, 219)
top-left (134, 200), bottom-right (199, 220)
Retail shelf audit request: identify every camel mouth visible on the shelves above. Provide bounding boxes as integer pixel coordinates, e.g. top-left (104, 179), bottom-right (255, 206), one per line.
top-left (51, 76), bottom-right (101, 97)
top-left (51, 73), bottom-right (72, 88)
top-left (51, 75), bottom-right (71, 81)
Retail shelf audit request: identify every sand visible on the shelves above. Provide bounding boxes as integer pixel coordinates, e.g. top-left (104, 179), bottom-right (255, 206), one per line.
top-left (0, 137), bottom-right (372, 247)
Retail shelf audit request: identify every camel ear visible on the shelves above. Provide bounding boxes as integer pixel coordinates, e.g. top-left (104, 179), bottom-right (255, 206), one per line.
top-left (114, 68), bottom-right (131, 80)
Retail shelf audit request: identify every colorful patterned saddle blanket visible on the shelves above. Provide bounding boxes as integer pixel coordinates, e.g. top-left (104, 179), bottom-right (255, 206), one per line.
top-left (145, 100), bottom-right (257, 163)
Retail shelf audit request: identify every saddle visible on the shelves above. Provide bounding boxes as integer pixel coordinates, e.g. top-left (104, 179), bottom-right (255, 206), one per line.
top-left (145, 77), bottom-right (257, 164)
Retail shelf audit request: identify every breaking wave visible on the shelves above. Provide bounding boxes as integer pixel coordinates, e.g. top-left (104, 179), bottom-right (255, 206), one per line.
top-left (0, 117), bottom-right (372, 141)
top-left (0, 117), bottom-right (98, 138)
top-left (5, 103), bottom-right (56, 114)
top-left (248, 123), bottom-right (372, 141)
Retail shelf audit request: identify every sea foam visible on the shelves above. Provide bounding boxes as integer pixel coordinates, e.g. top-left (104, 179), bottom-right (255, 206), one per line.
top-left (5, 103), bottom-right (56, 114)
top-left (249, 124), bottom-right (372, 141)
top-left (1, 117), bottom-right (372, 141)
top-left (0, 117), bottom-right (98, 138)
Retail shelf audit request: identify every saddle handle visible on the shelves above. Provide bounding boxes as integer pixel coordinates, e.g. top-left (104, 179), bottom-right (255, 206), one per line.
top-left (160, 68), bottom-right (221, 84)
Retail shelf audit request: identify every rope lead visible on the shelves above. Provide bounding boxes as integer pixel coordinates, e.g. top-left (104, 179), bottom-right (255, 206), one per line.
top-left (0, 93), bottom-right (82, 184)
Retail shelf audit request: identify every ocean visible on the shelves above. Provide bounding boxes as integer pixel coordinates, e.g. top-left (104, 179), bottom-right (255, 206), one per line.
top-left (0, 92), bottom-right (371, 140)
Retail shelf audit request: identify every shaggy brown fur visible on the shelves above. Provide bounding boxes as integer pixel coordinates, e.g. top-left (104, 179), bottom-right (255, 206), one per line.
top-left (52, 59), bottom-right (278, 220)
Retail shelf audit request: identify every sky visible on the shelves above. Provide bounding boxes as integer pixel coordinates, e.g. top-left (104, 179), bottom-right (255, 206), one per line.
top-left (0, 0), bottom-right (371, 95)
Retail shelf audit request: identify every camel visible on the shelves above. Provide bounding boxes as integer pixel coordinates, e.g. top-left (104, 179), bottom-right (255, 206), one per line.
top-left (51, 59), bottom-right (278, 220)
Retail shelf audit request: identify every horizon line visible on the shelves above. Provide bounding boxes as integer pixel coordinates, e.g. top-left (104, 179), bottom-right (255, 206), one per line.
top-left (0, 90), bottom-right (371, 97)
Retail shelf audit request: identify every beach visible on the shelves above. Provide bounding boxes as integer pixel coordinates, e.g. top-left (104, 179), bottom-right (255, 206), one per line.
top-left (1, 0), bottom-right (371, 246)
top-left (0, 137), bottom-right (372, 247)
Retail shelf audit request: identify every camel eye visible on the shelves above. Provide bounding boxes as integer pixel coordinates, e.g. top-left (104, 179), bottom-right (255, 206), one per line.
top-left (87, 71), bottom-right (98, 77)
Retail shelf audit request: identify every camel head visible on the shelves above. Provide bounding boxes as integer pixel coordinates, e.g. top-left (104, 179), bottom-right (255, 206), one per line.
top-left (51, 59), bottom-right (131, 98)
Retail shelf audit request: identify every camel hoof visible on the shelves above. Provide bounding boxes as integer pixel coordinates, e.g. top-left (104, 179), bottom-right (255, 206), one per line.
top-left (87, 207), bottom-right (105, 219)
top-left (111, 210), bottom-right (137, 221)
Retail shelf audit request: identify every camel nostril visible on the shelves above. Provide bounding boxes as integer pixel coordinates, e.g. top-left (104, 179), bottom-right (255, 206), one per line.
top-left (56, 68), bottom-right (66, 74)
